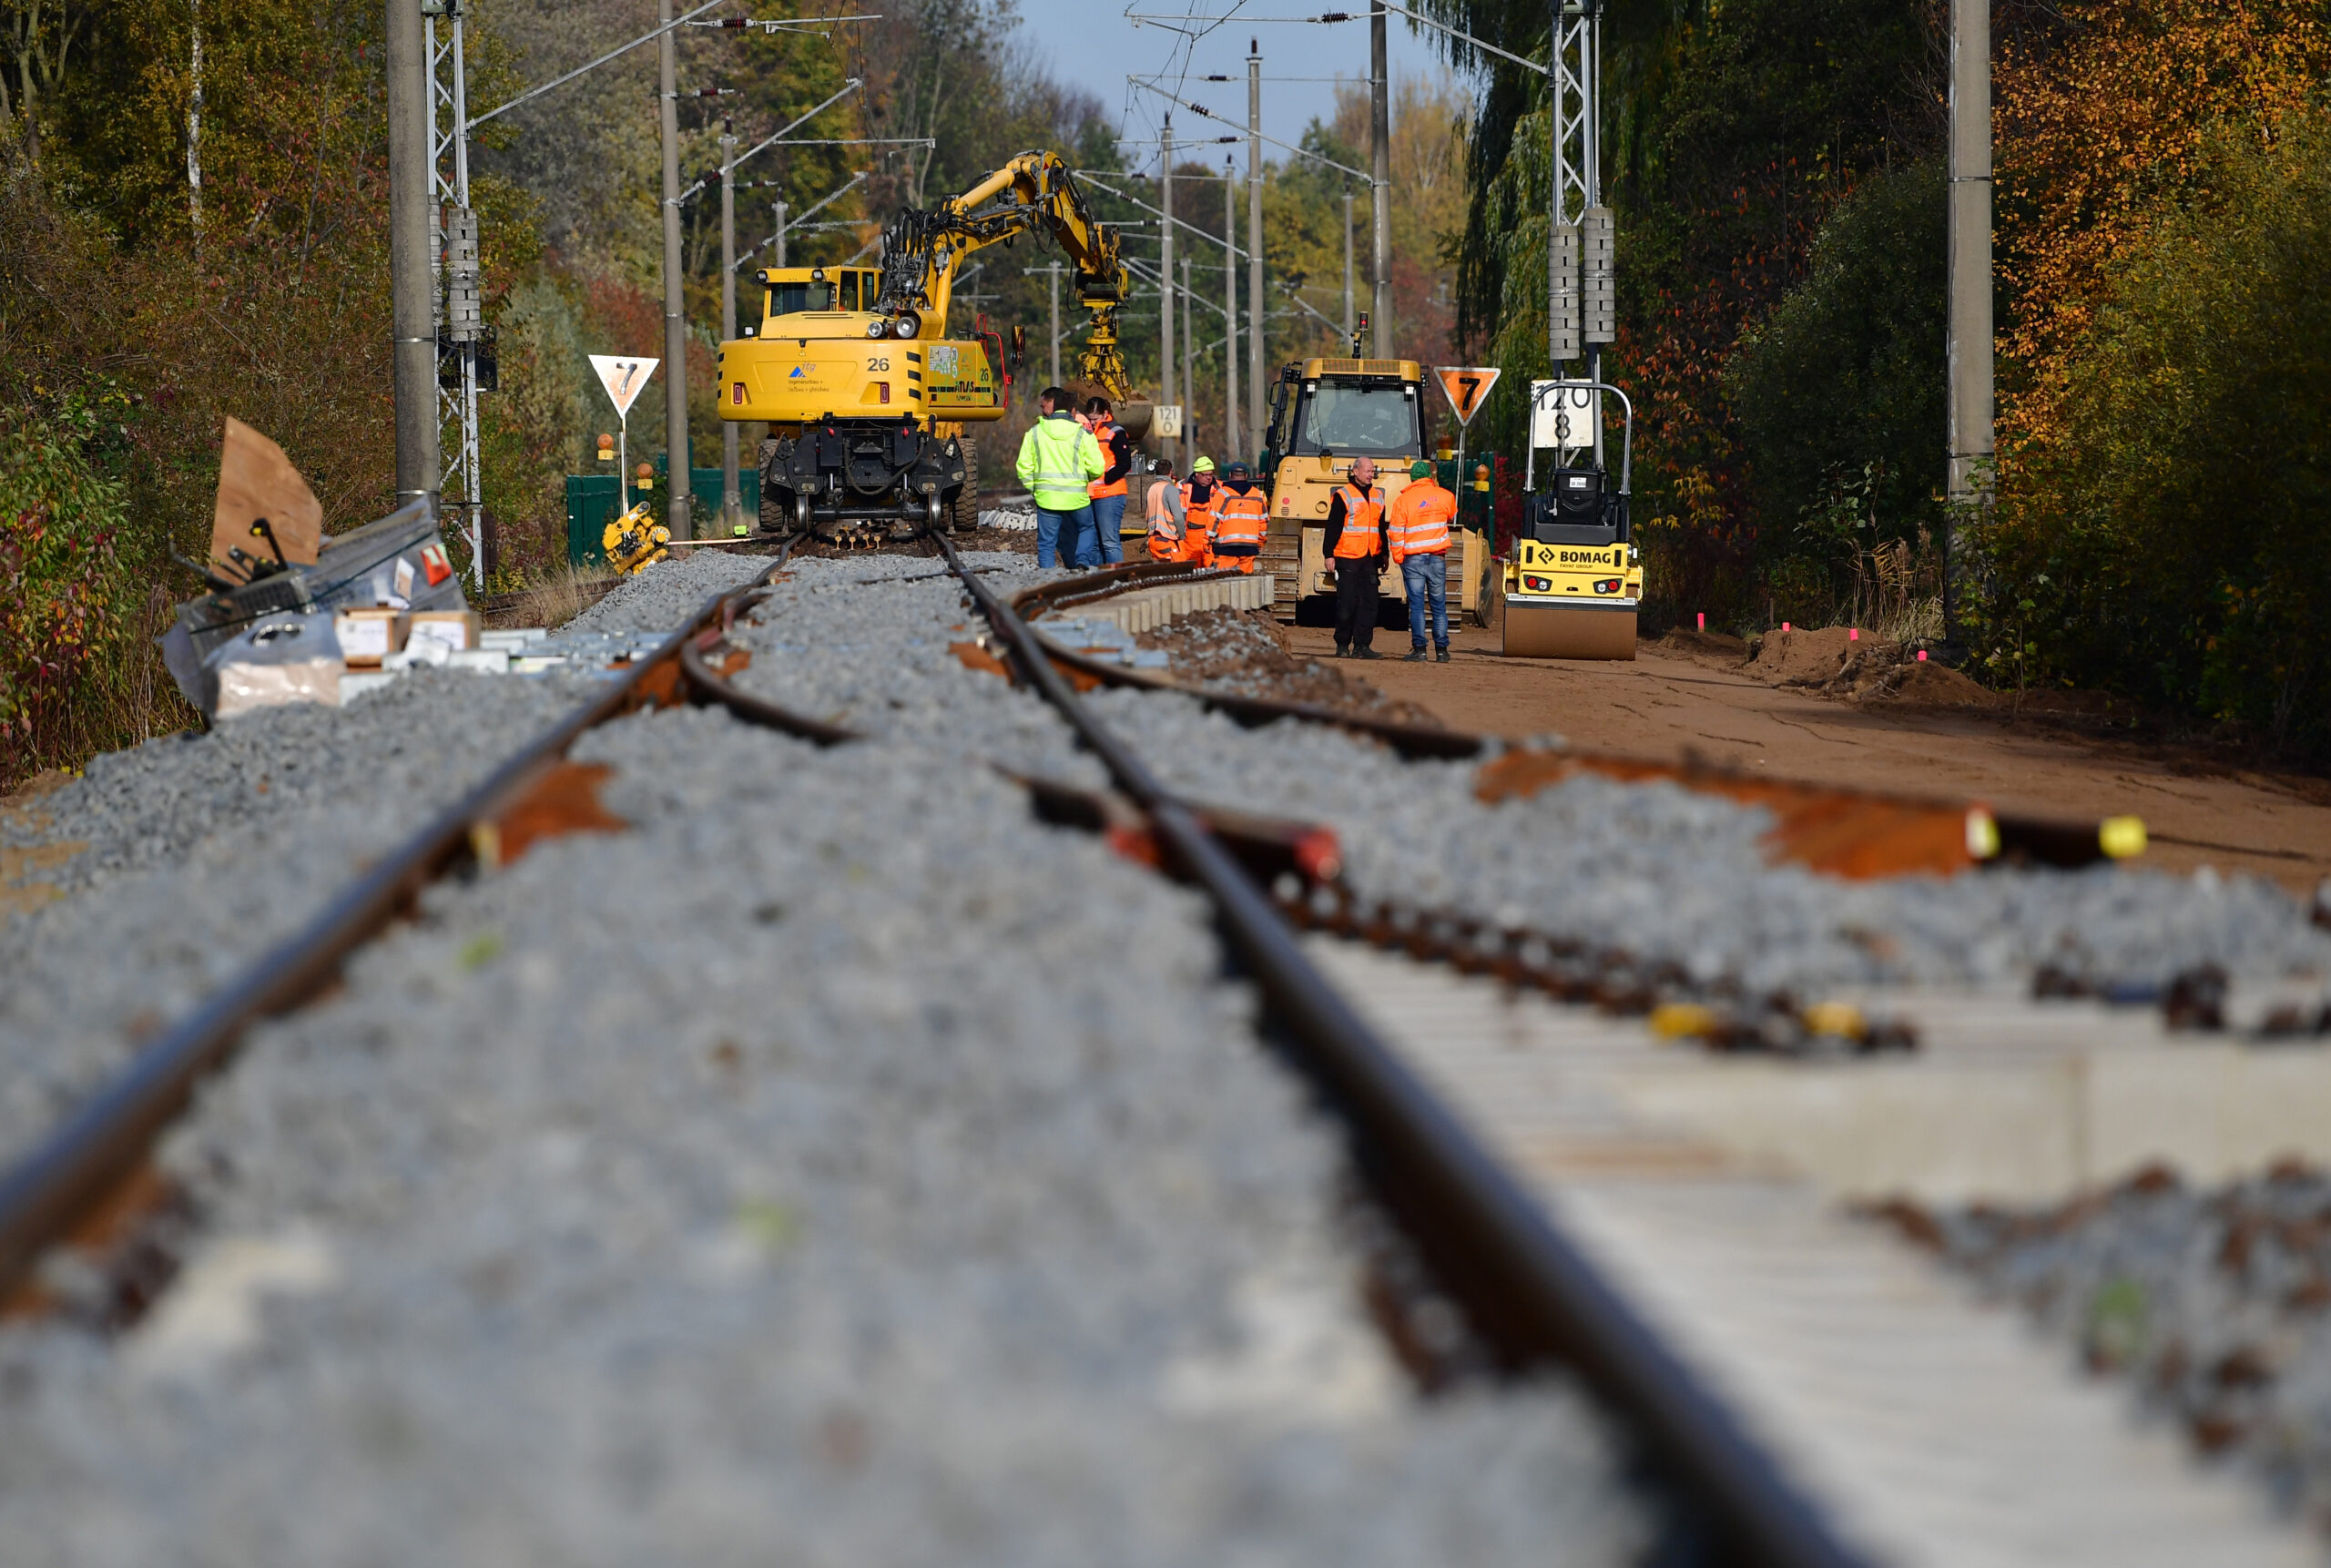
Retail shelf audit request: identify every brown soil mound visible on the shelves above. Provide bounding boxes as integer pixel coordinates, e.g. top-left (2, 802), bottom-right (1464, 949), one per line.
top-left (1747, 626), bottom-right (1862, 686)
top-left (1859, 658), bottom-right (2000, 708)
top-left (1745, 626), bottom-right (2003, 709)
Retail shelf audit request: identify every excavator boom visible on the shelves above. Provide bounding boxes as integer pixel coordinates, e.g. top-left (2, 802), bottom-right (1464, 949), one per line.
top-left (874, 151), bottom-right (1132, 400)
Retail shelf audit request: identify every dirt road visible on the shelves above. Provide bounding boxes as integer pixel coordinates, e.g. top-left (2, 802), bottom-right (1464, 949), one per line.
top-left (1290, 620), bottom-right (2331, 894)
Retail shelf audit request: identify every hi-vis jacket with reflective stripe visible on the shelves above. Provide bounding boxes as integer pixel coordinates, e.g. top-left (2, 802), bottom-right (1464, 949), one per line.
top-left (1328, 484), bottom-right (1384, 559)
top-left (1212, 484), bottom-right (1269, 547)
top-left (1086, 419), bottom-right (1128, 499)
top-left (1015, 413), bottom-right (1104, 509)
top-left (1388, 478), bottom-right (1455, 563)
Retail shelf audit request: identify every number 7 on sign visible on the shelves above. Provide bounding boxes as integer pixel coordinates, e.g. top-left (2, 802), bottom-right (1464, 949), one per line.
top-left (1432, 366), bottom-right (1501, 428)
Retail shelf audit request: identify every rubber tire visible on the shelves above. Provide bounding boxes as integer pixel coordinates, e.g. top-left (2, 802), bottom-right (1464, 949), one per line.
top-left (948, 437), bottom-right (981, 533)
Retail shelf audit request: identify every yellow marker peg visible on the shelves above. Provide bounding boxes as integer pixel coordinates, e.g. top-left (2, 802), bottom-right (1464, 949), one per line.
top-left (2100, 816), bottom-right (2148, 860)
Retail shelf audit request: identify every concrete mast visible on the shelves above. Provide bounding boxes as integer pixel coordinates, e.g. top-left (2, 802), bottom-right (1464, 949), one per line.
top-left (387, 0), bottom-right (438, 508)
top-left (657, 0), bottom-right (692, 539)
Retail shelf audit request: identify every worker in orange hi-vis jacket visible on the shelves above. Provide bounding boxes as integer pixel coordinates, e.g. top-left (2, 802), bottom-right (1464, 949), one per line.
top-left (1387, 458), bottom-right (1458, 661)
top-left (1211, 461), bottom-right (1268, 575)
top-left (1179, 455), bottom-right (1219, 567)
top-left (1143, 457), bottom-right (1189, 561)
top-left (1320, 454), bottom-right (1388, 659)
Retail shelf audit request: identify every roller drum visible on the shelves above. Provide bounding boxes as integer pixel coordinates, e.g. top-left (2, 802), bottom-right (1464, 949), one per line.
top-left (1502, 602), bottom-right (1637, 661)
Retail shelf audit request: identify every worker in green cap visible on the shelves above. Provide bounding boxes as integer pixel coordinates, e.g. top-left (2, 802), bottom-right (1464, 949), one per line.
top-left (1387, 458), bottom-right (1459, 661)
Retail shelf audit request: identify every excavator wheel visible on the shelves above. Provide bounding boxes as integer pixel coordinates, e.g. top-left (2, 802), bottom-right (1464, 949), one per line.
top-left (948, 437), bottom-right (982, 533)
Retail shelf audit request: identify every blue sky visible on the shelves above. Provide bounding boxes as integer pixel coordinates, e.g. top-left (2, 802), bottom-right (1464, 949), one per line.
top-left (1005, 2), bottom-right (1451, 173)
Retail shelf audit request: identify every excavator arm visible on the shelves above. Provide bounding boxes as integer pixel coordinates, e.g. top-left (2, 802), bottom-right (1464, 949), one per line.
top-left (873, 150), bottom-right (1133, 401)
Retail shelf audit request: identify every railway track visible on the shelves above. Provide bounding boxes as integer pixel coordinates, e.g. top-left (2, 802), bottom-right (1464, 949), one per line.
top-left (3, 538), bottom-right (2325, 1563)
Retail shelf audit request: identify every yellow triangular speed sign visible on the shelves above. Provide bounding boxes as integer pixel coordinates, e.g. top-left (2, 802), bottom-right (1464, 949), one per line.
top-left (1432, 366), bottom-right (1501, 427)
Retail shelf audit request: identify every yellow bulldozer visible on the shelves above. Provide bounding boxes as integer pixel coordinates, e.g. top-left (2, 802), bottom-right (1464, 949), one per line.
top-left (717, 151), bottom-right (1143, 541)
top-left (1256, 357), bottom-right (1490, 626)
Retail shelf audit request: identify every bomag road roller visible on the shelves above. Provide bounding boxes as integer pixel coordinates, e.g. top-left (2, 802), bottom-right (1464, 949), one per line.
top-left (718, 151), bottom-right (1143, 543)
top-left (1257, 358), bottom-right (1489, 626)
top-left (1492, 378), bottom-right (1643, 659)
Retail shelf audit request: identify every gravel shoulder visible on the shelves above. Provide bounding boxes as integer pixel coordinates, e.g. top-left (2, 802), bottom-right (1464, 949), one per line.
top-left (0, 657), bottom-right (1643, 1566)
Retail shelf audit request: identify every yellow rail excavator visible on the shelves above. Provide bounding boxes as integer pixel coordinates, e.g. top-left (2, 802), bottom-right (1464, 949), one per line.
top-left (718, 151), bottom-right (1141, 540)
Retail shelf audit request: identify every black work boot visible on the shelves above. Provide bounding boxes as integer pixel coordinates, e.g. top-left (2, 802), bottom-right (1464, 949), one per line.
top-left (1404, 647), bottom-right (1428, 662)
top-left (1436, 647), bottom-right (1451, 663)
top-left (1334, 642), bottom-right (1349, 658)
top-left (1356, 646), bottom-right (1382, 659)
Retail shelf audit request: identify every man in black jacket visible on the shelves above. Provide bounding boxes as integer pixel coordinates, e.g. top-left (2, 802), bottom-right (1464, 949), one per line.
top-left (1320, 456), bottom-right (1389, 658)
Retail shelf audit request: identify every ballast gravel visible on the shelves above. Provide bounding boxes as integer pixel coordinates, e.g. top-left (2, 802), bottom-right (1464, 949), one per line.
top-left (0, 669), bottom-right (601, 1168)
top-left (1906, 1162), bottom-right (2331, 1531)
top-left (1082, 689), bottom-right (2331, 1000)
top-left (0, 708), bottom-right (1644, 1566)
top-left (726, 560), bottom-right (2328, 1000)
top-left (558, 546), bottom-right (776, 637)
top-left (728, 553), bottom-right (1104, 788)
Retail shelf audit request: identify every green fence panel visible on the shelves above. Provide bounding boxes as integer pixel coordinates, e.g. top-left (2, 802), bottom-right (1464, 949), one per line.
top-left (567, 460), bottom-right (760, 564)
top-left (565, 473), bottom-right (624, 565)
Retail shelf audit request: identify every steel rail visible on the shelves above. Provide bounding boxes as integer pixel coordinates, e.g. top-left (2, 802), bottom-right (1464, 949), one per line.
top-left (0, 542), bottom-right (804, 1306)
top-left (1012, 559), bottom-right (2134, 864)
top-left (927, 529), bottom-right (1870, 1568)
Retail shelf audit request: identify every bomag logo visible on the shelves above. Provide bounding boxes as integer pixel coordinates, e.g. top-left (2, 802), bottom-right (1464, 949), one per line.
top-left (1559, 548), bottom-right (1614, 565)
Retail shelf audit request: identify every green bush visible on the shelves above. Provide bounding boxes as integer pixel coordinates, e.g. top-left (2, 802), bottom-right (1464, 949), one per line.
top-left (1725, 158), bottom-right (1946, 593)
top-left (0, 391), bottom-right (139, 779)
top-left (1978, 115), bottom-right (2331, 750)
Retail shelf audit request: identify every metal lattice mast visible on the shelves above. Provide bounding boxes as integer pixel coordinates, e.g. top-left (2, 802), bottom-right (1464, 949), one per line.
top-left (427, 3), bottom-right (485, 586)
top-left (1546, 0), bottom-right (1593, 367)
top-left (1548, 0), bottom-right (1613, 462)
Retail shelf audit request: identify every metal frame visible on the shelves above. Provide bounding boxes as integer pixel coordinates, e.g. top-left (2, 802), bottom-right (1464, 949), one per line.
top-left (1523, 378), bottom-right (1631, 492)
top-left (427, 3), bottom-right (484, 589)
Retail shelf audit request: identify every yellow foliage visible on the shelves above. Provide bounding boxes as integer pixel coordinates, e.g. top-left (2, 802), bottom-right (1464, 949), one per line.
top-left (1995, 0), bottom-right (2331, 453)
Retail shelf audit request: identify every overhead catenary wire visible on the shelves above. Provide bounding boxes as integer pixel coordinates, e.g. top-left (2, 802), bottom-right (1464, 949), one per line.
top-left (1128, 2), bottom-right (1552, 75)
top-left (1125, 79), bottom-right (1369, 181)
top-left (679, 78), bottom-right (863, 202)
top-left (1073, 169), bottom-right (1252, 260)
top-left (470, 0), bottom-right (733, 131)
top-left (737, 169), bottom-right (870, 267)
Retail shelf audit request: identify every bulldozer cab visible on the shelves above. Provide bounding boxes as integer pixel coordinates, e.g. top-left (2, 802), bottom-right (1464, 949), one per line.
top-left (1260, 359), bottom-right (1421, 483)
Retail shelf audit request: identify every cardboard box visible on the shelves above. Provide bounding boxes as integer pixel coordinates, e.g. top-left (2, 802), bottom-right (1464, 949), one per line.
top-left (216, 657), bottom-right (343, 717)
top-left (334, 608), bottom-right (409, 667)
top-left (407, 610), bottom-right (481, 655)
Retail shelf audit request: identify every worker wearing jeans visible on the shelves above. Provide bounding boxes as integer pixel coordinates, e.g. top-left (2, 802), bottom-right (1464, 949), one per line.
top-left (1014, 385), bottom-right (1104, 568)
top-left (1080, 397), bottom-right (1134, 567)
top-left (1389, 459), bottom-right (1457, 661)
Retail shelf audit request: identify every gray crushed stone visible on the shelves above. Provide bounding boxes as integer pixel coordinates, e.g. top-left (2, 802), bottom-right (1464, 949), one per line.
top-left (1086, 690), bottom-right (2331, 999)
top-left (0, 707), bottom-right (1644, 1566)
top-left (0, 670), bottom-right (605, 1170)
top-left (1913, 1163), bottom-right (2331, 1530)
top-left (725, 563), bottom-right (2329, 1000)
top-left (728, 554), bottom-right (1104, 787)
top-left (559, 548), bottom-right (775, 637)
